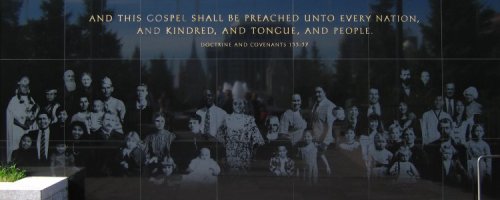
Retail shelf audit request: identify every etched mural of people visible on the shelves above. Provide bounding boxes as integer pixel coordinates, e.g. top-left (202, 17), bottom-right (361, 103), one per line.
top-left (6, 76), bottom-right (38, 162)
top-left (216, 98), bottom-right (264, 173)
top-left (279, 94), bottom-right (307, 146)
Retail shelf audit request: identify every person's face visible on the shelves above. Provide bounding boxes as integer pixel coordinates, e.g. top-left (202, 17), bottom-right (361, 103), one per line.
top-left (304, 132), bottom-right (313, 144)
top-left (368, 89), bottom-right (379, 104)
top-left (400, 69), bottom-right (411, 82)
top-left (445, 83), bottom-right (455, 98)
top-left (81, 75), bottom-right (92, 88)
top-left (345, 130), bottom-right (355, 142)
top-left (403, 130), bottom-right (416, 144)
top-left (204, 90), bottom-right (214, 107)
top-left (21, 136), bottom-right (32, 150)
top-left (472, 126), bottom-right (484, 140)
top-left (390, 128), bottom-right (402, 140)
top-left (200, 149), bottom-right (210, 160)
top-left (57, 111), bottom-right (68, 122)
top-left (72, 125), bottom-right (84, 140)
top-left (369, 120), bottom-right (379, 131)
top-left (46, 92), bottom-right (56, 102)
top-left (420, 71), bottom-right (430, 84)
top-left (103, 114), bottom-right (116, 130)
top-left (291, 94), bottom-right (302, 111)
top-left (375, 138), bottom-right (387, 150)
top-left (277, 146), bottom-right (287, 158)
top-left (37, 114), bottom-right (50, 129)
top-left (163, 164), bottom-right (174, 176)
top-left (101, 84), bottom-right (113, 98)
top-left (439, 122), bottom-right (453, 137)
top-left (434, 96), bottom-right (444, 109)
top-left (401, 153), bottom-right (410, 162)
top-left (64, 70), bottom-right (75, 82)
top-left (137, 85), bottom-right (148, 100)
top-left (56, 144), bottom-right (66, 154)
top-left (93, 101), bottom-right (104, 112)
top-left (314, 87), bottom-right (325, 102)
top-left (79, 97), bottom-right (89, 111)
top-left (464, 92), bottom-right (474, 103)
top-left (442, 150), bottom-right (453, 160)
top-left (334, 108), bottom-right (346, 120)
top-left (455, 101), bottom-right (465, 114)
top-left (19, 84), bottom-right (30, 95)
top-left (399, 102), bottom-right (408, 114)
top-left (268, 118), bottom-right (279, 132)
top-left (154, 116), bottom-right (166, 130)
top-left (232, 99), bottom-right (245, 114)
top-left (188, 119), bottom-right (200, 133)
top-left (126, 139), bottom-right (137, 149)
top-left (348, 106), bottom-right (359, 120)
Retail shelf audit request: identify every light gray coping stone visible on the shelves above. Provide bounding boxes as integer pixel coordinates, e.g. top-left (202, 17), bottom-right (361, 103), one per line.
top-left (0, 177), bottom-right (67, 200)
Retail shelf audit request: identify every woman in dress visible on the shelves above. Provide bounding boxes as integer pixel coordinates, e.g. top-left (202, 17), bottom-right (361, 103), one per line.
top-left (144, 112), bottom-right (176, 167)
top-left (452, 100), bottom-right (472, 143)
top-left (6, 76), bottom-right (38, 162)
top-left (216, 98), bottom-right (265, 172)
top-left (397, 102), bottom-right (418, 131)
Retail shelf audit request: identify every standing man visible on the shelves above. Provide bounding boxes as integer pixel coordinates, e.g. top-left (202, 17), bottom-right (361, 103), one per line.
top-left (444, 82), bottom-right (457, 117)
top-left (27, 112), bottom-right (58, 165)
top-left (367, 88), bottom-right (382, 118)
top-left (421, 96), bottom-right (452, 145)
top-left (101, 77), bottom-right (126, 133)
top-left (279, 94), bottom-right (307, 146)
top-left (196, 89), bottom-right (227, 138)
top-left (311, 86), bottom-right (336, 146)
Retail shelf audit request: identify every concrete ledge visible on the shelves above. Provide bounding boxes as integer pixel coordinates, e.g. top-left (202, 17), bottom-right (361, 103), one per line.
top-left (0, 177), bottom-right (68, 200)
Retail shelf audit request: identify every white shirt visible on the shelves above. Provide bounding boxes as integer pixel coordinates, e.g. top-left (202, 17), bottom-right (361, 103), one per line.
top-left (196, 105), bottom-right (227, 137)
top-left (36, 129), bottom-right (50, 159)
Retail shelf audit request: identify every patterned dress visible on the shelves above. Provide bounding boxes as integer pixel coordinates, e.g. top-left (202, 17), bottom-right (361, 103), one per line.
top-left (216, 114), bottom-right (264, 171)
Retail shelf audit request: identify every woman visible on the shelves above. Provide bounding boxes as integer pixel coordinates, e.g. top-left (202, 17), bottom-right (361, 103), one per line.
top-left (452, 100), bottom-right (472, 143)
top-left (144, 112), bottom-right (176, 166)
top-left (216, 98), bottom-right (264, 172)
top-left (397, 102), bottom-right (418, 131)
top-left (463, 86), bottom-right (482, 120)
top-left (66, 121), bottom-right (93, 168)
top-left (79, 72), bottom-right (96, 103)
top-left (11, 134), bottom-right (37, 167)
top-left (6, 76), bottom-right (38, 162)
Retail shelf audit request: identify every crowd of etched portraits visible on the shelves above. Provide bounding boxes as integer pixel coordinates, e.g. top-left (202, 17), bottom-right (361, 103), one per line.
top-left (4, 67), bottom-right (493, 190)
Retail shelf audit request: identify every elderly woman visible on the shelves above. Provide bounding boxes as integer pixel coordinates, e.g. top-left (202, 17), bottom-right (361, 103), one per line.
top-left (463, 86), bottom-right (482, 120)
top-left (6, 76), bottom-right (38, 162)
top-left (216, 98), bottom-right (265, 172)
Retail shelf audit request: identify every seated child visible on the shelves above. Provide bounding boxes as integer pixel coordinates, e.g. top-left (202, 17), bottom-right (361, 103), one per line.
top-left (11, 134), bottom-right (37, 167)
top-left (118, 131), bottom-right (145, 176)
top-left (89, 99), bottom-right (105, 133)
top-left (183, 148), bottom-right (221, 185)
top-left (269, 145), bottom-right (295, 176)
top-left (441, 143), bottom-right (467, 186)
top-left (369, 134), bottom-right (393, 178)
top-left (389, 147), bottom-right (419, 183)
top-left (387, 122), bottom-right (403, 153)
top-left (149, 157), bottom-right (176, 185)
top-left (50, 141), bottom-right (75, 168)
top-left (339, 128), bottom-right (360, 151)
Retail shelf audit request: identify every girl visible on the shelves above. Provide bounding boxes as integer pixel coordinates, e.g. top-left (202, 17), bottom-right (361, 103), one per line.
top-left (370, 134), bottom-right (393, 178)
top-left (466, 124), bottom-right (491, 182)
top-left (452, 100), bottom-right (472, 144)
top-left (389, 147), bottom-right (419, 183)
top-left (10, 134), bottom-right (37, 167)
top-left (299, 131), bottom-right (319, 184)
top-left (339, 128), bottom-right (360, 151)
top-left (118, 131), bottom-right (146, 176)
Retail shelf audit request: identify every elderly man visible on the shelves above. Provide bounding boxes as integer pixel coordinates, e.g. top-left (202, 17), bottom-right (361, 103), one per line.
top-left (279, 94), bottom-right (307, 146)
top-left (311, 86), bottom-right (337, 146)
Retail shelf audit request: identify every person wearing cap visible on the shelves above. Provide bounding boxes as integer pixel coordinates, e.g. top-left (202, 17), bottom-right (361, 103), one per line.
top-left (6, 76), bottom-right (38, 162)
top-left (42, 88), bottom-right (61, 124)
top-left (100, 76), bottom-right (126, 133)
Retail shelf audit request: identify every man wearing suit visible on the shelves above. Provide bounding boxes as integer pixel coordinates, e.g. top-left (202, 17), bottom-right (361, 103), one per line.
top-left (444, 82), bottom-right (457, 117)
top-left (27, 112), bottom-right (59, 165)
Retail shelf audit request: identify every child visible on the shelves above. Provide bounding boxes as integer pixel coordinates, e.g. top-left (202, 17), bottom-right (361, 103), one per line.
top-left (265, 116), bottom-right (280, 142)
top-left (369, 134), bottom-right (393, 178)
top-left (387, 122), bottom-right (403, 153)
top-left (10, 134), bottom-right (37, 167)
top-left (50, 141), bottom-right (75, 176)
top-left (269, 145), bottom-right (295, 176)
top-left (466, 124), bottom-right (491, 182)
top-left (339, 128), bottom-right (360, 151)
top-left (441, 143), bottom-right (466, 186)
top-left (389, 147), bottom-right (419, 183)
top-left (298, 130), bottom-right (319, 184)
top-left (149, 157), bottom-right (176, 185)
top-left (183, 148), bottom-right (221, 185)
top-left (118, 131), bottom-right (145, 176)
top-left (89, 99), bottom-right (105, 133)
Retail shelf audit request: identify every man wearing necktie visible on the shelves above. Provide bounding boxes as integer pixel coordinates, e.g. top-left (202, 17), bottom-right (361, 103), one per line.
top-left (444, 82), bottom-right (456, 116)
top-left (27, 112), bottom-right (55, 165)
top-left (367, 88), bottom-right (382, 118)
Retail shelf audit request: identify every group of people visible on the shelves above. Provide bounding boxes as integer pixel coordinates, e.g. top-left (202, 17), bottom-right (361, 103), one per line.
top-left (4, 68), bottom-right (493, 189)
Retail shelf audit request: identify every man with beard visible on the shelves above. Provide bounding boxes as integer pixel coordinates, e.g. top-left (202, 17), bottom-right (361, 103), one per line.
top-left (63, 70), bottom-right (78, 115)
top-left (279, 94), bottom-right (307, 146)
top-left (397, 68), bottom-right (418, 112)
top-left (93, 112), bottom-right (124, 176)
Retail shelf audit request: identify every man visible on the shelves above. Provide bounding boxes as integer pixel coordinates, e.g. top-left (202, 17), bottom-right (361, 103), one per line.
top-left (27, 112), bottom-right (59, 165)
top-left (367, 88), bottom-right (382, 117)
top-left (93, 112), bottom-right (124, 176)
top-left (279, 94), bottom-right (307, 146)
top-left (42, 87), bottom-right (61, 124)
top-left (125, 83), bottom-right (155, 132)
top-left (421, 96), bottom-right (452, 145)
top-left (101, 77), bottom-right (126, 133)
top-left (398, 68), bottom-right (418, 110)
top-left (444, 82), bottom-right (457, 116)
top-left (311, 86), bottom-right (336, 146)
top-left (196, 89), bottom-right (227, 138)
